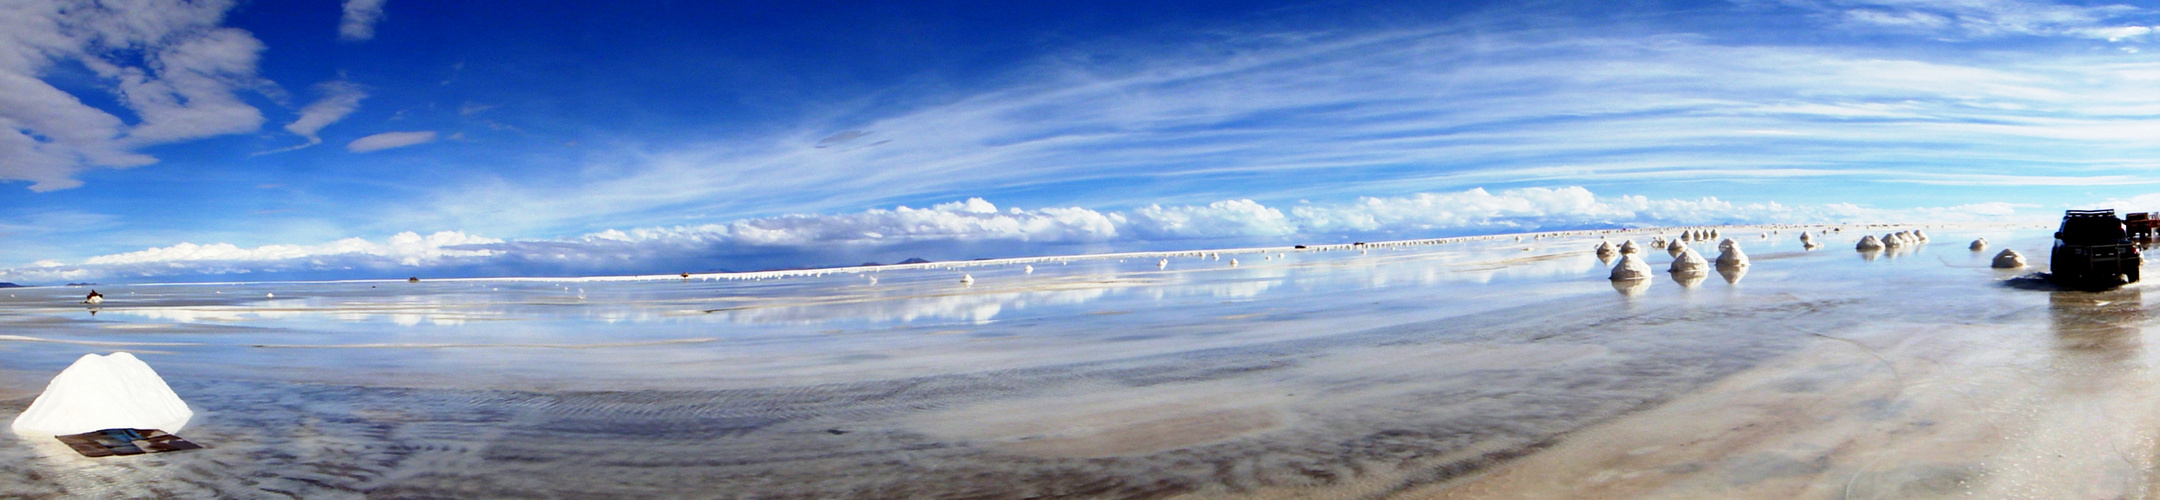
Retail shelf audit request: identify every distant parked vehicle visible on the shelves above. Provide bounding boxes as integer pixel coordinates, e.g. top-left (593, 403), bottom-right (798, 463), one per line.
top-left (2051, 209), bottom-right (2141, 288)
top-left (2127, 212), bottom-right (2160, 240)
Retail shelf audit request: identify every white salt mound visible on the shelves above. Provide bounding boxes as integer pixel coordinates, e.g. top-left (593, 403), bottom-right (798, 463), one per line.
top-left (1882, 233), bottom-right (1905, 248)
top-left (12, 352), bottom-right (193, 437)
top-left (1609, 253), bottom-right (1652, 280)
top-left (1799, 232), bottom-right (1814, 243)
top-left (1914, 229), bottom-right (1929, 242)
top-left (1619, 240), bottom-right (1642, 254)
top-left (1666, 239), bottom-right (1688, 257)
top-left (1669, 247), bottom-right (1709, 273)
top-left (1970, 238), bottom-right (1988, 251)
top-left (1993, 249), bottom-right (2026, 269)
top-left (1857, 235), bottom-right (1884, 250)
top-left (1595, 241), bottom-right (1616, 255)
top-left (1716, 239), bottom-right (1749, 267)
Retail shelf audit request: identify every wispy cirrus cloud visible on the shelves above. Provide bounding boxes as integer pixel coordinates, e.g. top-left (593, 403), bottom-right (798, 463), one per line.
top-left (1761, 0), bottom-right (2156, 40)
top-left (347, 131), bottom-right (436, 152)
top-left (339, 0), bottom-right (388, 42)
top-left (0, 0), bottom-right (269, 191)
top-left (259, 80), bottom-right (367, 154)
top-left (393, 14), bottom-right (2160, 238)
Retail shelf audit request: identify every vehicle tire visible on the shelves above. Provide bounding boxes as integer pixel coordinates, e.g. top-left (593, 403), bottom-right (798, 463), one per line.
top-left (2130, 267), bottom-right (2141, 284)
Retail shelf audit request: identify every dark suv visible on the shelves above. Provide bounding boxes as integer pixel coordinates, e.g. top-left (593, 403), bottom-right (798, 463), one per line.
top-left (2052, 209), bottom-right (2142, 288)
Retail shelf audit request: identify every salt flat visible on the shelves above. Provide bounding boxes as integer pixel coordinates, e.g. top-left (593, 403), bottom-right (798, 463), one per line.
top-left (7, 224), bottom-right (2142, 498)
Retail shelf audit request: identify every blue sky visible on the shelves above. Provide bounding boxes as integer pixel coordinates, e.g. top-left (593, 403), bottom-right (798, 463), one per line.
top-left (6, 0), bottom-right (2160, 283)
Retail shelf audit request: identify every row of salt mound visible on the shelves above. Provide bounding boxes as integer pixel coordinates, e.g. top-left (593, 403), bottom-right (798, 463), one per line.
top-left (1881, 230), bottom-right (1927, 248)
top-left (1595, 240), bottom-right (1646, 256)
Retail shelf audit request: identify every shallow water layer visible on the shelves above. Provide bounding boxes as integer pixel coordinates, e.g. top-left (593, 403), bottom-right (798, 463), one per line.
top-left (4, 225), bottom-right (2136, 498)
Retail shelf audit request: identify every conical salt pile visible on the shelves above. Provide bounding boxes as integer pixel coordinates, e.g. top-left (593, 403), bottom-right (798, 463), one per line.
top-left (1993, 249), bottom-right (2026, 269)
top-left (12, 352), bottom-right (193, 437)
top-left (1669, 247), bottom-right (1709, 273)
top-left (1666, 239), bottom-right (1688, 257)
top-left (1619, 240), bottom-right (1642, 254)
top-left (1970, 238), bottom-right (1988, 251)
top-left (1857, 235), bottom-right (1884, 250)
top-left (1610, 253), bottom-right (1652, 280)
top-left (1716, 239), bottom-right (1749, 267)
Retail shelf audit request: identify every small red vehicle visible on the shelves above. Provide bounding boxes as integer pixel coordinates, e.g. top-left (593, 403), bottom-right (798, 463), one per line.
top-left (2126, 212), bottom-right (2159, 240)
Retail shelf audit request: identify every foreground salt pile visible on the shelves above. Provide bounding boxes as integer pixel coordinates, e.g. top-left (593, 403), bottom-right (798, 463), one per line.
top-left (12, 352), bottom-right (193, 437)
top-left (1619, 240), bottom-right (1641, 254)
top-left (1857, 235), bottom-right (1884, 250)
top-left (1993, 249), bottom-right (2026, 269)
top-left (1669, 247), bottom-right (1708, 274)
top-left (1665, 239), bottom-right (1687, 258)
top-left (1609, 252), bottom-right (1652, 280)
top-left (1715, 239), bottom-right (1749, 268)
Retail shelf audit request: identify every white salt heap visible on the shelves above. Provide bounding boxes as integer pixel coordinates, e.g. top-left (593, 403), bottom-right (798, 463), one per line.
top-left (960, 274), bottom-right (975, 285)
top-left (1619, 240), bottom-right (1642, 254)
top-left (12, 352), bottom-right (193, 437)
top-left (1594, 241), bottom-right (1616, 256)
top-left (1857, 235), bottom-right (1884, 250)
top-left (1993, 249), bottom-right (2026, 269)
top-left (1666, 239), bottom-right (1688, 257)
top-left (1669, 247), bottom-right (1709, 273)
top-left (1970, 238), bottom-right (1988, 251)
top-left (1716, 239), bottom-right (1749, 267)
top-left (1914, 229), bottom-right (1930, 242)
top-left (1882, 233), bottom-right (1906, 248)
top-left (1609, 253), bottom-right (1652, 280)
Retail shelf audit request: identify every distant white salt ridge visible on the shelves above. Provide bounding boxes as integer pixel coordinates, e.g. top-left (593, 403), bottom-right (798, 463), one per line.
top-left (12, 352), bottom-right (193, 437)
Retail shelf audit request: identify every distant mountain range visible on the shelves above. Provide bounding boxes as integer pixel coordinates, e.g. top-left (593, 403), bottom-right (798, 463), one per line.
top-left (0, 282), bottom-right (23, 288)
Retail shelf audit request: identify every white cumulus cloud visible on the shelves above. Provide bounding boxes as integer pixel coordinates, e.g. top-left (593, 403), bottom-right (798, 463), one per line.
top-left (347, 131), bottom-right (436, 153)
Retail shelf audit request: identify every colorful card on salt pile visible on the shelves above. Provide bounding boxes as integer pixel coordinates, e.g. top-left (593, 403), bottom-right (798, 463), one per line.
top-left (55, 428), bottom-right (202, 457)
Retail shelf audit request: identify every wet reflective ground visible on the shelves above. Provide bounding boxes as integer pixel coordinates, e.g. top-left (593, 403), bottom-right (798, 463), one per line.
top-left (5, 224), bottom-right (2144, 498)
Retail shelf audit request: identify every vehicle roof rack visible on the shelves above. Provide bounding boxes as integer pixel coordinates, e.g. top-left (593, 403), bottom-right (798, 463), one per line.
top-left (2066, 209), bottom-right (2118, 217)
